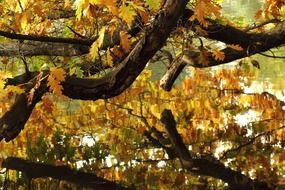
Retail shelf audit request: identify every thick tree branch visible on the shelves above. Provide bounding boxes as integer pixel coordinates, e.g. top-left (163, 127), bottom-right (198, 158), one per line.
top-left (2, 157), bottom-right (133, 190)
top-left (160, 11), bottom-right (285, 90)
top-left (0, 30), bottom-right (93, 46)
top-left (1, 8), bottom-right (284, 60)
top-left (191, 20), bottom-right (285, 67)
top-left (0, 72), bottom-right (48, 141)
top-left (160, 51), bottom-right (195, 91)
top-left (0, 19), bottom-right (141, 56)
top-left (144, 127), bottom-right (176, 159)
top-left (61, 0), bottom-right (189, 100)
top-left (161, 109), bottom-right (272, 190)
top-left (0, 0), bottom-right (189, 141)
top-left (0, 41), bottom-right (89, 56)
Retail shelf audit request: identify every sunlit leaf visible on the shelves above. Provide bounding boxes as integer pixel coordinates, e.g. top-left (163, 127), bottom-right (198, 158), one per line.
top-left (227, 44), bottom-right (244, 51)
top-left (119, 4), bottom-right (136, 28)
top-left (47, 67), bottom-right (66, 95)
top-left (212, 49), bottom-right (225, 61)
top-left (145, 0), bottom-right (160, 11)
top-left (89, 26), bottom-right (106, 60)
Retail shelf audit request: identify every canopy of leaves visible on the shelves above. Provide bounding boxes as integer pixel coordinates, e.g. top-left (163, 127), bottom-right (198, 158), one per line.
top-left (0, 0), bottom-right (285, 190)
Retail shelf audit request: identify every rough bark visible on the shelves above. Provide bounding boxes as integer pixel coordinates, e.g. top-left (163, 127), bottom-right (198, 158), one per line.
top-left (0, 9), bottom-right (284, 60)
top-left (0, 41), bottom-right (89, 56)
top-left (161, 109), bottom-right (274, 190)
top-left (159, 51), bottom-right (195, 91)
top-left (0, 19), bottom-right (141, 57)
top-left (2, 157), bottom-right (133, 190)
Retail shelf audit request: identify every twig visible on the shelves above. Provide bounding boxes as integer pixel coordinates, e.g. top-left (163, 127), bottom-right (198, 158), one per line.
top-left (66, 26), bottom-right (86, 39)
top-left (221, 125), bottom-right (285, 159)
top-left (0, 30), bottom-right (94, 46)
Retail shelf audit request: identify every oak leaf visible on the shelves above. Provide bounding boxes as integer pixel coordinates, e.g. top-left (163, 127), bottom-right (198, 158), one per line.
top-left (190, 0), bottom-right (221, 27)
top-left (227, 44), bottom-right (244, 51)
top-left (119, 5), bottom-right (136, 28)
top-left (120, 31), bottom-right (131, 52)
top-left (212, 49), bottom-right (225, 61)
top-left (89, 27), bottom-right (106, 60)
top-left (47, 68), bottom-right (66, 95)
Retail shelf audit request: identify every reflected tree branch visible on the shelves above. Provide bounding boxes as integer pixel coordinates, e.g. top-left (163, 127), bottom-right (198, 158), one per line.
top-left (160, 109), bottom-right (273, 190)
top-left (2, 157), bottom-right (134, 190)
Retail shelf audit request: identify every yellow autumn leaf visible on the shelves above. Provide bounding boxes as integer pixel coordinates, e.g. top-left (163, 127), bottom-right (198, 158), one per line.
top-left (64, 0), bottom-right (72, 9)
top-left (27, 88), bottom-right (35, 104)
top-left (74, 0), bottom-right (89, 20)
top-left (227, 44), bottom-right (244, 51)
top-left (212, 49), bottom-right (225, 61)
top-left (90, 0), bottom-right (100, 4)
top-left (5, 85), bottom-right (25, 95)
top-left (51, 67), bottom-right (66, 81)
top-left (89, 41), bottom-right (100, 61)
top-left (106, 48), bottom-right (113, 67)
top-left (145, 0), bottom-right (160, 11)
top-left (0, 71), bottom-right (6, 90)
top-left (119, 31), bottom-right (131, 52)
top-left (119, 5), bottom-right (136, 28)
top-left (89, 26), bottom-right (106, 60)
top-left (190, 0), bottom-right (221, 27)
top-left (47, 67), bottom-right (66, 95)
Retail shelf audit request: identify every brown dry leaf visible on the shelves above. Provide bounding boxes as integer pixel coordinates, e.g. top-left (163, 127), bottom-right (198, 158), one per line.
top-left (212, 49), bottom-right (225, 61)
top-left (255, 9), bottom-right (263, 20)
top-left (138, 9), bottom-right (149, 23)
top-left (190, 0), bottom-right (221, 27)
top-left (198, 49), bottom-right (210, 66)
top-left (41, 96), bottom-right (54, 114)
top-left (120, 31), bottom-right (131, 52)
top-left (113, 46), bottom-right (124, 58)
top-left (227, 44), bottom-right (244, 51)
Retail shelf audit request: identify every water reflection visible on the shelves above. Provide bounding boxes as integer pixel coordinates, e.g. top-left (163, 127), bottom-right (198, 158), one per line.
top-left (222, 0), bottom-right (263, 22)
top-left (149, 0), bottom-right (285, 101)
top-left (222, 0), bottom-right (285, 101)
